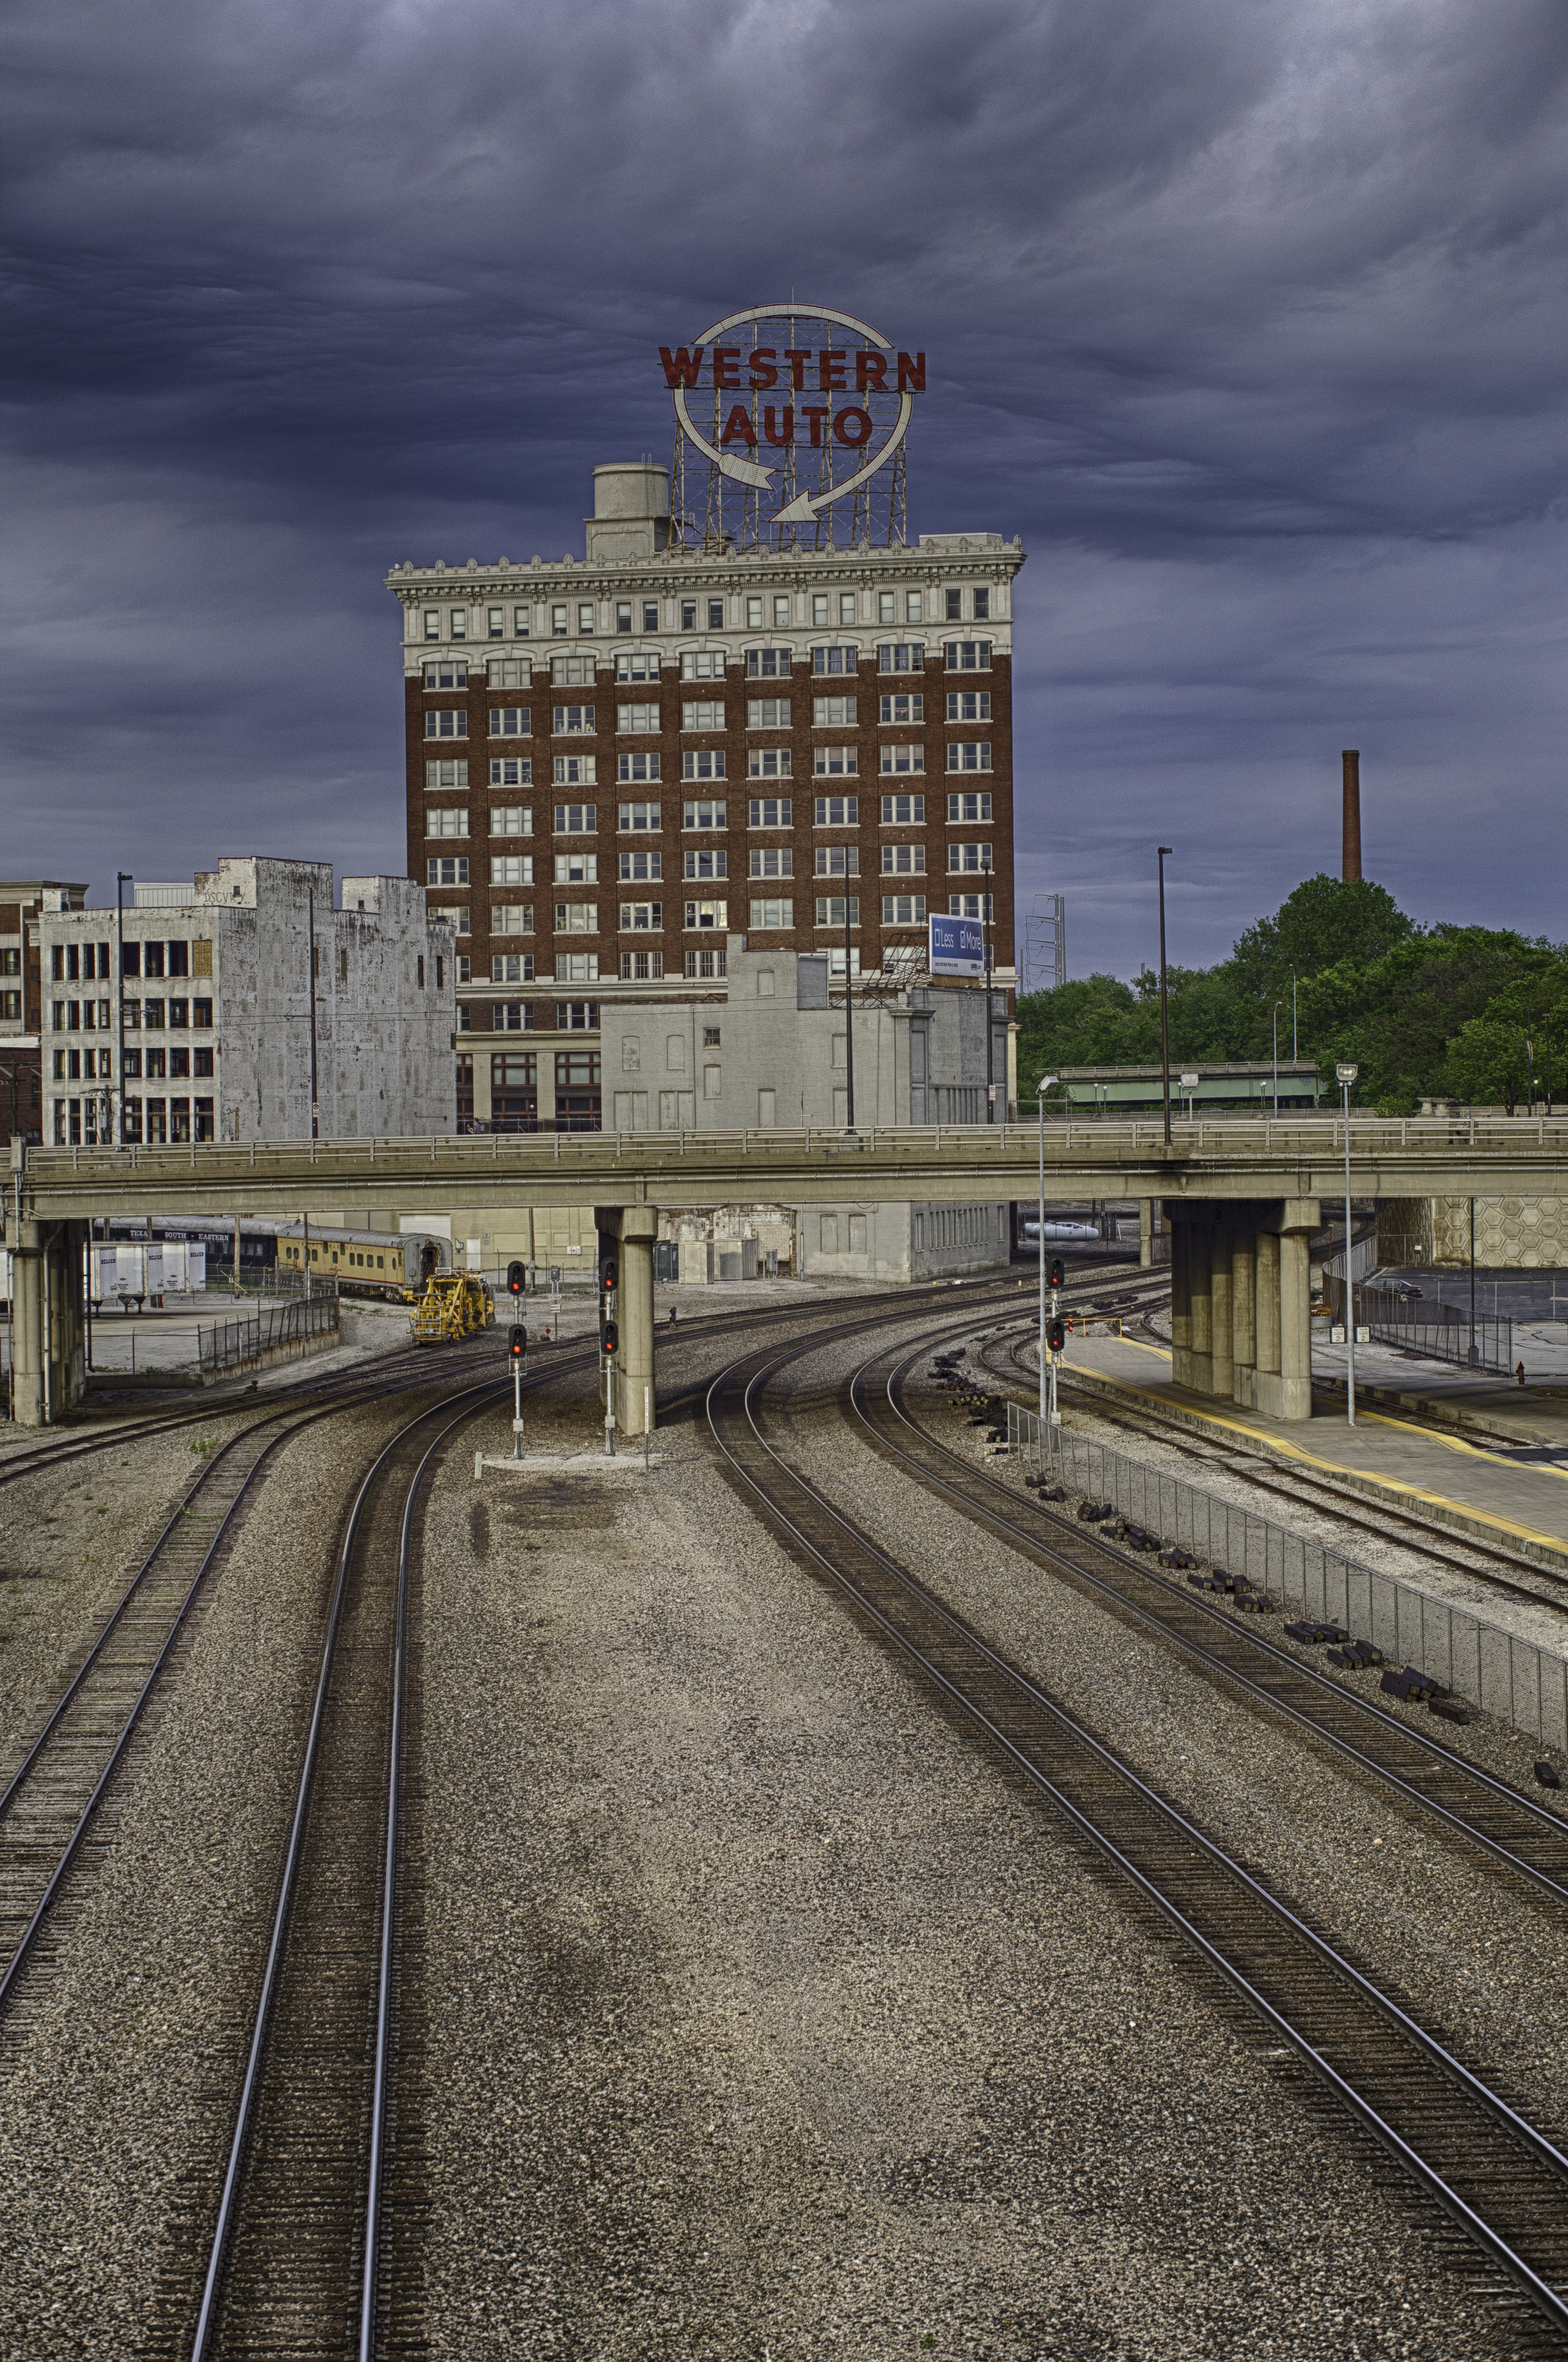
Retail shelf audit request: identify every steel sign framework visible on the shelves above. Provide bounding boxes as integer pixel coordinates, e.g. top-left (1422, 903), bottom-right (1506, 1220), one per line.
top-left (661, 304), bottom-right (923, 553)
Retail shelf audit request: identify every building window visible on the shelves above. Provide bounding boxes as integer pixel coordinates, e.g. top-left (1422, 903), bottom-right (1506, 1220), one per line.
top-left (578, 603), bottom-right (595, 635)
top-left (429, 904), bottom-right (470, 935)
top-left (946, 742), bottom-right (992, 773)
top-left (423, 709), bottom-right (468, 738)
top-left (492, 903), bottom-right (533, 933)
top-left (682, 699), bottom-right (725, 731)
top-left (489, 707), bottom-right (531, 736)
top-left (747, 748), bottom-right (791, 779)
top-left (684, 899), bottom-right (727, 930)
top-left (745, 647), bottom-right (792, 678)
top-left (553, 704), bottom-right (595, 734)
top-left (425, 807), bottom-right (469, 837)
top-left (617, 703), bottom-right (660, 733)
top-left (616, 601), bottom-right (633, 634)
top-left (813, 796), bottom-right (859, 827)
top-left (681, 600), bottom-right (697, 629)
top-left (748, 899), bottom-right (793, 928)
top-left (490, 855), bottom-right (529, 886)
top-left (906, 591), bottom-right (924, 624)
top-left (489, 806), bottom-right (531, 837)
top-left (811, 595), bottom-right (829, 625)
top-left (553, 802), bottom-right (597, 833)
top-left (514, 606), bottom-right (531, 638)
top-left (554, 852), bottom-right (598, 884)
top-left (946, 589), bottom-right (962, 620)
top-left (618, 902), bottom-right (662, 931)
top-left (810, 645), bottom-right (857, 676)
top-left (553, 757), bottom-right (596, 786)
top-left (619, 849), bottom-right (661, 881)
top-left (973, 588), bottom-right (990, 620)
top-left (620, 950), bottom-right (664, 978)
top-left (879, 744), bottom-right (924, 775)
top-left (423, 660), bottom-right (467, 691)
top-left (943, 639), bottom-right (992, 670)
top-left (748, 847), bottom-right (792, 877)
top-left (426, 759), bottom-right (469, 789)
top-left (707, 599), bottom-right (724, 629)
top-left (875, 644), bottom-right (923, 675)
top-left (553, 952), bottom-right (601, 983)
top-left (881, 894), bottom-right (927, 924)
top-left (417, 955), bottom-right (426, 987)
top-left (813, 746), bottom-right (857, 776)
top-left (814, 846), bottom-right (858, 877)
top-left (878, 591), bottom-right (895, 623)
top-left (490, 953), bottom-right (534, 982)
top-left (812, 696), bottom-right (856, 728)
top-left (495, 1000), bottom-right (535, 1029)
top-left (681, 650), bottom-right (726, 681)
top-left (682, 799), bottom-right (726, 829)
top-left (949, 894), bottom-right (995, 921)
top-left (551, 655), bottom-right (593, 686)
top-left (643, 603), bottom-right (659, 632)
top-left (684, 947), bottom-right (726, 978)
top-left (194, 1097), bottom-right (215, 1141)
top-left (881, 844), bottom-right (925, 873)
top-left (555, 1001), bottom-right (598, 1031)
top-left (618, 801), bottom-right (661, 832)
top-left (949, 842), bottom-right (993, 872)
top-left (748, 797), bottom-right (792, 827)
top-left (428, 857), bottom-right (470, 887)
top-left (773, 595), bottom-right (790, 627)
top-left (682, 751), bottom-right (726, 781)
top-left (488, 606), bottom-right (505, 638)
top-left (879, 692), bottom-right (923, 724)
top-left (450, 610), bottom-right (467, 640)
top-left (746, 698), bottom-right (791, 729)
top-left (488, 657), bottom-right (528, 688)
top-left (194, 1045), bottom-right (215, 1076)
top-left (617, 753), bottom-right (661, 784)
top-left (946, 690), bottom-right (992, 723)
top-left (615, 649), bottom-right (660, 681)
top-left (814, 898), bottom-right (859, 927)
top-left (836, 593), bottom-right (855, 625)
top-left (683, 849), bottom-right (726, 881)
top-left (457, 1004), bottom-right (471, 1031)
top-left (948, 791), bottom-right (993, 822)
top-left (423, 610), bottom-right (441, 640)
top-left (193, 998), bottom-right (213, 1025)
top-left (554, 903), bottom-right (598, 934)
top-left (746, 597), bottom-right (763, 627)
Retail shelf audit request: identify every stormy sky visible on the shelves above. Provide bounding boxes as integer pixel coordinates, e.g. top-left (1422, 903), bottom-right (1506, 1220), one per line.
top-left (5, 0), bottom-right (1567, 982)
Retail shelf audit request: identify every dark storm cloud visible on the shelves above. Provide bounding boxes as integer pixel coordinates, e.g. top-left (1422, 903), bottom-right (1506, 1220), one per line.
top-left (4, 0), bottom-right (1567, 971)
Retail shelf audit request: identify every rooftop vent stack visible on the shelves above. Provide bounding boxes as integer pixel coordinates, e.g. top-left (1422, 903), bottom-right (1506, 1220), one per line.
top-left (1342, 750), bottom-right (1362, 882)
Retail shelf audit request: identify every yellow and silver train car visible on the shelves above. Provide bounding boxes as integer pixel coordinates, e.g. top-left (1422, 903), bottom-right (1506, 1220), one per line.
top-left (275, 1226), bottom-right (449, 1298)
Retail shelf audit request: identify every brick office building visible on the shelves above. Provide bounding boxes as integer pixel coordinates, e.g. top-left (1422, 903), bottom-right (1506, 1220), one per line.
top-left (389, 461), bottom-right (1022, 1132)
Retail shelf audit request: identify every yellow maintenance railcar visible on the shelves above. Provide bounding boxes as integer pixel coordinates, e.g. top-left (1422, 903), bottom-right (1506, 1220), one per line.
top-left (408, 1270), bottom-right (495, 1345)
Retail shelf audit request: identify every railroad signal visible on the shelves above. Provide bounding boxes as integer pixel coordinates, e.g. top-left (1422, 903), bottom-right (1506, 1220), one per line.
top-left (507, 1259), bottom-right (526, 1296)
top-left (1047, 1318), bottom-right (1066, 1355)
top-left (1047, 1257), bottom-right (1065, 1289)
top-left (601, 1257), bottom-right (618, 1292)
top-left (508, 1324), bottom-right (527, 1361)
top-left (601, 1320), bottom-right (619, 1357)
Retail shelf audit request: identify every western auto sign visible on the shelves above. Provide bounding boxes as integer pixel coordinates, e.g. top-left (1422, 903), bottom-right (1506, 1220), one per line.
top-left (660, 304), bottom-right (923, 527)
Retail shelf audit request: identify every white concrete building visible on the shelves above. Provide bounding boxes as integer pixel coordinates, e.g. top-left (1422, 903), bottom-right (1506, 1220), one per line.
top-left (38, 858), bottom-right (455, 1147)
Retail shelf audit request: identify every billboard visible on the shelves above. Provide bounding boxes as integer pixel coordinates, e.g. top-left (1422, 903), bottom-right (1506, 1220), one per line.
top-left (929, 913), bottom-right (984, 978)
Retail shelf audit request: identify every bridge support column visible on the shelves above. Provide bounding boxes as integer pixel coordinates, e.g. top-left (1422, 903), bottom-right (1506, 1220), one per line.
top-left (1138, 1199), bottom-right (1153, 1269)
top-left (595, 1204), bottom-right (658, 1439)
top-left (1168, 1211), bottom-right (1190, 1372)
top-left (1245, 1199), bottom-right (1317, 1421)
top-left (1209, 1219), bottom-right (1234, 1402)
top-left (1231, 1226), bottom-right (1256, 1402)
top-left (12, 1220), bottom-right (44, 1427)
top-left (9, 1220), bottom-right (87, 1427)
top-left (1184, 1217), bottom-right (1214, 1394)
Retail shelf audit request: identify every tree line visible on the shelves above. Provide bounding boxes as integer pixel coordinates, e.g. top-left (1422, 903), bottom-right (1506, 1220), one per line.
top-left (1015, 875), bottom-right (1567, 1115)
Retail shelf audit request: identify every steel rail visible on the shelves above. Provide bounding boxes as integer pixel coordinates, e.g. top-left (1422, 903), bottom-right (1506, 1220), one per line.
top-left (705, 1327), bottom-right (1568, 2338)
top-left (857, 1338), bottom-right (1568, 1907)
top-left (189, 1375), bottom-right (507, 2361)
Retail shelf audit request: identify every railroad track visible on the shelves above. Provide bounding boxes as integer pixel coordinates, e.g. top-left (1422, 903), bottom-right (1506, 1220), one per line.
top-left (707, 1318), bottom-right (1568, 2343)
top-left (980, 1320), bottom-right (1568, 1612)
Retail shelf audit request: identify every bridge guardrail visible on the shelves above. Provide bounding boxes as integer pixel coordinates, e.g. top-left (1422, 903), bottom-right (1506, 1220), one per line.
top-left (1007, 1400), bottom-right (1566, 1750)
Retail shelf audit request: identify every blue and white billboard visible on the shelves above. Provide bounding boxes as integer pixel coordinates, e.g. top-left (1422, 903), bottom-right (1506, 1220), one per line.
top-left (928, 913), bottom-right (985, 978)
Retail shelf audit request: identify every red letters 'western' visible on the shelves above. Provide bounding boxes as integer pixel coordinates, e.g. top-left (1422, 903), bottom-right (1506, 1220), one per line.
top-left (896, 351), bottom-right (926, 393)
top-left (659, 346), bottom-right (704, 388)
top-left (711, 347), bottom-right (741, 389)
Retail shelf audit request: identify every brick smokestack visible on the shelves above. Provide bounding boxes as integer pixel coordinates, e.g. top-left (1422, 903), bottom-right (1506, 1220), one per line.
top-left (1342, 749), bottom-right (1362, 882)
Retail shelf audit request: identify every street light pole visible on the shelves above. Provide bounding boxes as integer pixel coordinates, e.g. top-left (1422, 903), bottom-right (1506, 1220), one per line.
top-left (1338, 1061), bottom-right (1359, 1425)
top-left (1037, 1074), bottom-right (1057, 1427)
top-left (1157, 847), bottom-right (1173, 1147)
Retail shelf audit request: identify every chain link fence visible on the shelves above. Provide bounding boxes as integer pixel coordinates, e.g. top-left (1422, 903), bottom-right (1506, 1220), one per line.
top-left (1007, 1400), bottom-right (1567, 1748)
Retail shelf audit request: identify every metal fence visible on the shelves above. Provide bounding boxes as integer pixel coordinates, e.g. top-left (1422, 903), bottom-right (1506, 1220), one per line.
top-left (199, 1293), bottom-right (340, 1377)
top-left (1007, 1399), bottom-right (1567, 1749)
top-left (1327, 1273), bottom-right (1513, 1374)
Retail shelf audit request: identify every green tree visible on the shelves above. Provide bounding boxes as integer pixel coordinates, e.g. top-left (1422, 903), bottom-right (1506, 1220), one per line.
top-left (1229, 874), bottom-right (1412, 1006)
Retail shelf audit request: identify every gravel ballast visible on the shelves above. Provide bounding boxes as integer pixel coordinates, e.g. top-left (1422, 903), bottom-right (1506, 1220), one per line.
top-left (415, 1323), bottom-right (1524, 2359)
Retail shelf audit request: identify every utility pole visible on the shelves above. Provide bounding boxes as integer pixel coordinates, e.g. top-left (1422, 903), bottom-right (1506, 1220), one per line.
top-left (1157, 848), bottom-right (1173, 1147)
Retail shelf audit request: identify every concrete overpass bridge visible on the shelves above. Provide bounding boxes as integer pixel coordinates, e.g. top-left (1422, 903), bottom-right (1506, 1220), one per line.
top-left (9, 1115), bottom-right (1567, 1430)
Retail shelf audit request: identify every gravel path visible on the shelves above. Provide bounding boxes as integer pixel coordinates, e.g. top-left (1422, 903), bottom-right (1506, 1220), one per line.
top-left (414, 1316), bottom-right (1522, 2359)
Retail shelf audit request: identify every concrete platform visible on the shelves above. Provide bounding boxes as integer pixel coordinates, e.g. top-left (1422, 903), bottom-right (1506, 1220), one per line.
top-left (1057, 1329), bottom-right (1568, 1565)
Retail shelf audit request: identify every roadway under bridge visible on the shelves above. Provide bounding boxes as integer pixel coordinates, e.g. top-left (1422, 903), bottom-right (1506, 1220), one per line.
top-left (9, 1116), bottom-right (1567, 1428)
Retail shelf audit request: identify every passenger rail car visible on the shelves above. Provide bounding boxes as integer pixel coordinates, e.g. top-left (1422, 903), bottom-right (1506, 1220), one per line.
top-left (276, 1227), bottom-right (450, 1298)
